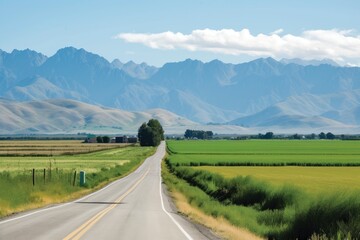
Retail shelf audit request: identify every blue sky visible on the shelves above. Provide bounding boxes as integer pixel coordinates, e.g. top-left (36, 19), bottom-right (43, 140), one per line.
top-left (0, 0), bottom-right (359, 66)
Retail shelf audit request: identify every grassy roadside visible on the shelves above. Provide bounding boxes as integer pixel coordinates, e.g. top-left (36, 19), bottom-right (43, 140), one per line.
top-left (0, 145), bottom-right (155, 218)
top-left (161, 158), bottom-right (263, 240)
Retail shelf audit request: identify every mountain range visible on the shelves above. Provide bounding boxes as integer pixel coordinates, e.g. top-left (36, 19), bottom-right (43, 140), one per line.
top-left (1, 47), bottom-right (360, 133)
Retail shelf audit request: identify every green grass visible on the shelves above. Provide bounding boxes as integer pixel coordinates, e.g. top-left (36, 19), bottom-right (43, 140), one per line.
top-left (167, 139), bottom-right (360, 155)
top-left (0, 143), bottom-right (155, 217)
top-left (195, 166), bottom-right (360, 195)
top-left (170, 153), bottom-right (360, 166)
top-left (167, 140), bottom-right (360, 166)
top-left (165, 140), bottom-right (360, 239)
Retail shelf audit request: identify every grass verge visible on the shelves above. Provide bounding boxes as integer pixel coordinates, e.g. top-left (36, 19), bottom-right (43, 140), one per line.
top-left (161, 159), bottom-right (264, 240)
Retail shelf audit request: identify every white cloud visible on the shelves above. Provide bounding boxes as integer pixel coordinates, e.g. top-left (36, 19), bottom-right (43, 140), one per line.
top-left (270, 28), bottom-right (284, 35)
top-left (115, 28), bottom-right (360, 65)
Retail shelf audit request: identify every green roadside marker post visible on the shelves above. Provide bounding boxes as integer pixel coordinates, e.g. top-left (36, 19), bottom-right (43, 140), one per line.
top-left (80, 171), bottom-right (86, 186)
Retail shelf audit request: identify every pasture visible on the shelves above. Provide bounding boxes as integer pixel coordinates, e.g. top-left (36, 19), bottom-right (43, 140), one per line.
top-left (0, 140), bottom-right (155, 217)
top-left (0, 146), bottom-right (139, 174)
top-left (0, 140), bottom-right (126, 156)
top-left (164, 139), bottom-right (360, 239)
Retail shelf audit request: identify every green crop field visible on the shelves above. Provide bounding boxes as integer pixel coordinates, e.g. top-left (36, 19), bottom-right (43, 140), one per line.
top-left (167, 139), bottom-right (360, 155)
top-left (167, 140), bottom-right (360, 166)
top-left (164, 140), bottom-right (360, 239)
top-left (0, 141), bottom-right (155, 217)
top-left (170, 153), bottom-right (360, 166)
top-left (195, 166), bottom-right (360, 194)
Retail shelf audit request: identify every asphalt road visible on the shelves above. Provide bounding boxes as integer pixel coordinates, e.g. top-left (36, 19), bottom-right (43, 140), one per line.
top-left (0, 142), bottom-right (218, 240)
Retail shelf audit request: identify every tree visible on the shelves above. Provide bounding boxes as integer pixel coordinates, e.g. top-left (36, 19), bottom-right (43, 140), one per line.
top-left (258, 132), bottom-right (274, 139)
top-left (293, 134), bottom-right (301, 140)
top-left (138, 123), bottom-right (151, 146)
top-left (206, 131), bottom-right (214, 139)
top-left (310, 133), bottom-right (316, 139)
top-left (326, 132), bottom-right (335, 140)
top-left (319, 132), bottom-right (326, 139)
top-left (96, 136), bottom-right (103, 143)
top-left (264, 132), bottom-right (274, 139)
top-left (148, 119), bottom-right (164, 140)
top-left (138, 119), bottom-right (164, 146)
top-left (102, 136), bottom-right (110, 143)
top-left (184, 129), bottom-right (192, 139)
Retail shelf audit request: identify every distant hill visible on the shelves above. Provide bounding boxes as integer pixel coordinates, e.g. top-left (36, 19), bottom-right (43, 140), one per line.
top-left (229, 90), bottom-right (360, 127)
top-left (1, 47), bottom-right (360, 131)
top-left (0, 98), bottom-right (196, 134)
top-left (228, 105), bottom-right (347, 128)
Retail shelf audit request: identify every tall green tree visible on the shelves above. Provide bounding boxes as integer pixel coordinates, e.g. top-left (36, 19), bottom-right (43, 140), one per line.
top-left (148, 119), bottom-right (164, 140)
top-left (326, 132), bottom-right (335, 140)
top-left (102, 136), bottom-right (110, 143)
top-left (138, 119), bottom-right (164, 146)
top-left (264, 132), bottom-right (274, 139)
top-left (319, 132), bottom-right (326, 139)
top-left (96, 136), bottom-right (103, 143)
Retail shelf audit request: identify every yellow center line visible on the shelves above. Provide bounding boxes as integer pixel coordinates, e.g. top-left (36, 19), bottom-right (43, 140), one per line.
top-left (63, 168), bottom-right (150, 240)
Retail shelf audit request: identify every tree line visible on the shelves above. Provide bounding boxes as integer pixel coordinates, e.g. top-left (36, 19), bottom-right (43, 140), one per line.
top-left (184, 129), bottom-right (214, 139)
top-left (257, 131), bottom-right (337, 140)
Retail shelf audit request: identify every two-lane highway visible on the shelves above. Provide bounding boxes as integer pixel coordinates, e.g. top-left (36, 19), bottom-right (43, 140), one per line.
top-left (0, 142), bottom-right (217, 240)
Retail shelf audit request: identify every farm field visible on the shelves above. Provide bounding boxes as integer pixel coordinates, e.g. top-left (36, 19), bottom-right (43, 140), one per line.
top-left (170, 153), bottom-right (360, 166)
top-left (0, 140), bottom-right (155, 217)
top-left (0, 140), bottom-right (127, 156)
top-left (167, 140), bottom-right (360, 166)
top-left (164, 140), bottom-right (360, 239)
top-left (195, 166), bottom-right (360, 194)
top-left (167, 139), bottom-right (360, 155)
top-left (0, 146), bottom-right (139, 173)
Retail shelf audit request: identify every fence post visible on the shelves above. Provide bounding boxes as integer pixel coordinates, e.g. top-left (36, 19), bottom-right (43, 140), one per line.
top-left (49, 161), bottom-right (52, 182)
top-left (43, 168), bottom-right (46, 184)
top-left (80, 171), bottom-right (85, 186)
top-left (32, 169), bottom-right (35, 186)
top-left (73, 171), bottom-right (77, 186)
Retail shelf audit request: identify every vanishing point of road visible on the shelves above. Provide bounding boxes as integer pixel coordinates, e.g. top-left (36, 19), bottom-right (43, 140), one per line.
top-left (0, 142), bottom-right (218, 240)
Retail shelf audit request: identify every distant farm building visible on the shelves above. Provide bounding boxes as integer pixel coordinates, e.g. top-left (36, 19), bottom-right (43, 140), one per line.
top-left (115, 136), bottom-right (127, 143)
top-left (85, 135), bottom-right (137, 144)
top-left (85, 134), bottom-right (97, 143)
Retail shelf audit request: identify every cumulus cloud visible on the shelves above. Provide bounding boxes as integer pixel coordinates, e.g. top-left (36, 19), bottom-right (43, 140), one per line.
top-left (115, 28), bottom-right (360, 65)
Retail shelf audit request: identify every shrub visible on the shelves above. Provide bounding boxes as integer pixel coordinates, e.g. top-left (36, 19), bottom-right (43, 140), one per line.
top-left (283, 192), bottom-right (360, 240)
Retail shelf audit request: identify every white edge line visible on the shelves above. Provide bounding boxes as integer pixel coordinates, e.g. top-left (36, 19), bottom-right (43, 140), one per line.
top-left (159, 144), bottom-right (193, 240)
top-left (0, 154), bottom-right (154, 225)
